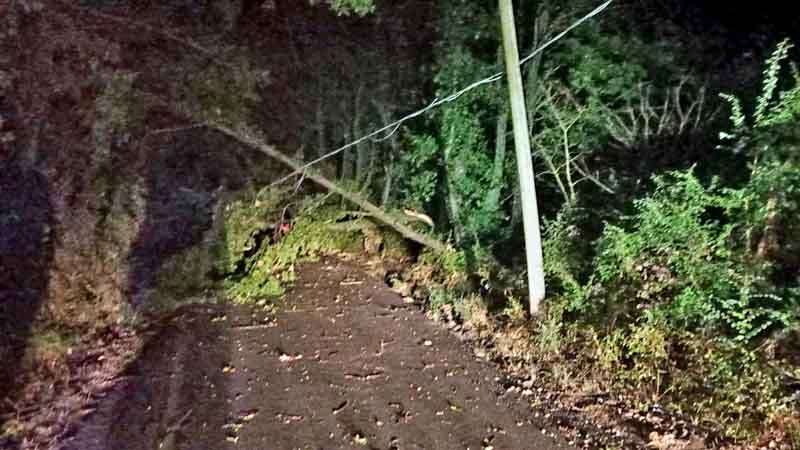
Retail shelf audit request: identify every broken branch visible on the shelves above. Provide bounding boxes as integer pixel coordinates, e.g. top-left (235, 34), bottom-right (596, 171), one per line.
top-left (208, 123), bottom-right (449, 253)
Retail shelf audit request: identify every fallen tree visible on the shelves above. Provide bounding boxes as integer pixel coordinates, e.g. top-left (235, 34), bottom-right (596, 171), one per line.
top-left (208, 122), bottom-right (449, 253)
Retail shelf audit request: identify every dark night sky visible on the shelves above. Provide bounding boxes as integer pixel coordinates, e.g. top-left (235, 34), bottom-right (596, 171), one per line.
top-left (659, 0), bottom-right (800, 42)
top-left (612, 0), bottom-right (800, 95)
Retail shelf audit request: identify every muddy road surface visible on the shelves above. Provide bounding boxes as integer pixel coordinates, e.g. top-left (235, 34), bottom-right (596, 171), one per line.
top-left (61, 256), bottom-right (573, 450)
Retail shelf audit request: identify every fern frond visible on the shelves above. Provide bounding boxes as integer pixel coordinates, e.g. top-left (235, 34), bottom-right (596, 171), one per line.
top-left (755, 38), bottom-right (793, 126)
top-left (719, 93), bottom-right (746, 132)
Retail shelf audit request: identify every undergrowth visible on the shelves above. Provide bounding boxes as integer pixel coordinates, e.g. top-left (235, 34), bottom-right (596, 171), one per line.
top-left (417, 40), bottom-right (800, 445)
top-left (219, 191), bottom-right (367, 305)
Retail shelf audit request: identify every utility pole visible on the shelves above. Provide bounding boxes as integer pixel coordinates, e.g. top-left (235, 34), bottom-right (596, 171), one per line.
top-left (498, 0), bottom-right (546, 314)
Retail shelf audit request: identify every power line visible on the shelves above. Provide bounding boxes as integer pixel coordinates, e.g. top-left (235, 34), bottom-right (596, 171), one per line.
top-left (270, 0), bottom-right (614, 188)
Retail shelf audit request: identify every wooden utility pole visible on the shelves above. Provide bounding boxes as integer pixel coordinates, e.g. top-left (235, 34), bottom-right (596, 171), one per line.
top-left (498, 0), bottom-right (546, 314)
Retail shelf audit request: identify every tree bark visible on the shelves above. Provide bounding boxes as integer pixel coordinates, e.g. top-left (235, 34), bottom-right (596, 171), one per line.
top-left (381, 155), bottom-right (394, 207)
top-left (525, 5), bottom-right (549, 135)
top-left (444, 122), bottom-right (464, 244)
top-left (209, 123), bottom-right (448, 253)
top-left (485, 100), bottom-right (508, 214)
top-left (316, 98), bottom-right (326, 160)
top-left (353, 83), bottom-right (369, 185)
top-left (376, 102), bottom-right (399, 207)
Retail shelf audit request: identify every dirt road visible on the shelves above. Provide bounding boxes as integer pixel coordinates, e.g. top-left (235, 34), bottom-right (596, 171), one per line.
top-left (62, 256), bottom-right (573, 450)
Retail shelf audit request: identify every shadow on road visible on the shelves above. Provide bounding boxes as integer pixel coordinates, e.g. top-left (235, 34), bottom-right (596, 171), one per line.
top-left (0, 160), bottom-right (53, 409)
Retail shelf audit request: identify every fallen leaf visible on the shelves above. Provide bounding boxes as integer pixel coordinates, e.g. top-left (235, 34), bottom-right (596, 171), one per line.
top-left (353, 433), bottom-right (368, 446)
top-left (240, 410), bottom-right (258, 422)
top-left (279, 353), bottom-right (303, 363)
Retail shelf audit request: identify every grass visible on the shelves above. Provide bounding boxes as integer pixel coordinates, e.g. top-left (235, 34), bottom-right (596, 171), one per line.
top-left (21, 329), bottom-right (78, 371)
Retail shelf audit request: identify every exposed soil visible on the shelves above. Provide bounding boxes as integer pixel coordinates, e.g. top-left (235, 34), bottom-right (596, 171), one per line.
top-left (55, 256), bottom-right (573, 450)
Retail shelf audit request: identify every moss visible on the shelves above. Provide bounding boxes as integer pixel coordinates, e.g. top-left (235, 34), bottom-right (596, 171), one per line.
top-left (419, 247), bottom-right (467, 276)
top-left (415, 247), bottom-right (470, 294)
top-left (154, 245), bottom-right (217, 297)
top-left (375, 225), bottom-right (413, 258)
top-left (0, 418), bottom-right (22, 440)
top-left (186, 52), bottom-right (258, 126)
top-left (57, 69), bottom-right (151, 325)
top-left (187, 190), bottom-right (425, 307)
top-left (223, 202), bottom-right (365, 304)
top-left (22, 329), bottom-right (78, 369)
top-left (217, 193), bottom-right (277, 275)
top-left (787, 418), bottom-right (800, 449)
top-left (92, 70), bottom-right (147, 160)
top-left (218, 192), bottom-right (392, 305)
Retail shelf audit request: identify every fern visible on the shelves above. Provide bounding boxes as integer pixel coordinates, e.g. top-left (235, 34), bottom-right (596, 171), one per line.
top-left (754, 39), bottom-right (793, 125)
top-left (720, 39), bottom-right (800, 146)
top-left (719, 93), bottom-right (746, 135)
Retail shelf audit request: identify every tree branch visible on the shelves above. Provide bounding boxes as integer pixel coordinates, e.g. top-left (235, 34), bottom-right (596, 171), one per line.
top-left (208, 122), bottom-right (449, 253)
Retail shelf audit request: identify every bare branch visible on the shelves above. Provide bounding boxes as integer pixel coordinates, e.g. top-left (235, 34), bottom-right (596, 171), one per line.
top-left (573, 161), bottom-right (615, 194)
top-left (604, 79), bottom-right (711, 150)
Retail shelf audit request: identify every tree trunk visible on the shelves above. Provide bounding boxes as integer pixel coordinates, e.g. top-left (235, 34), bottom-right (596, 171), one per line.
top-left (485, 100), bottom-right (508, 214)
top-left (341, 129), bottom-right (355, 180)
top-left (381, 156), bottom-right (394, 206)
top-left (511, 181), bottom-right (522, 229)
top-left (525, 6), bottom-right (549, 135)
top-left (444, 122), bottom-right (464, 243)
top-left (353, 84), bottom-right (369, 185)
top-left (316, 99), bottom-right (326, 160)
top-left (363, 143), bottom-right (376, 195)
top-left (209, 123), bottom-right (448, 253)
top-left (375, 102), bottom-right (399, 207)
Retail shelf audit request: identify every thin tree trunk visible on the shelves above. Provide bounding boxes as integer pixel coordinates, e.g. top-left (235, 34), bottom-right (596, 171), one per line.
top-left (485, 101), bottom-right (509, 213)
top-left (382, 156), bottom-right (394, 206)
top-left (316, 99), bottom-right (326, 160)
top-left (525, 7), bottom-right (548, 136)
top-left (209, 123), bottom-right (448, 253)
top-left (341, 129), bottom-right (355, 181)
top-left (316, 98), bottom-right (334, 178)
top-left (363, 144), bottom-right (376, 195)
top-left (444, 122), bottom-right (464, 243)
top-left (375, 102), bottom-right (399, 207)
top-left (353, 84), bottom-right (369, 185)
top-left (511, 182), bottom-right (522, 229)
top-left (562, 127), bottom-right (576, 203)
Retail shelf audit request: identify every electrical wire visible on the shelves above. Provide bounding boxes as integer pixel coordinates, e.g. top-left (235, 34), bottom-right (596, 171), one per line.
top-left (269, 0), bottom-right (614, 188)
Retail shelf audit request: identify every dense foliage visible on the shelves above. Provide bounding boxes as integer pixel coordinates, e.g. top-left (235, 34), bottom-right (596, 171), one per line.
top-left (338, 1), bottom-right (800, 441)
top-left (220, 0), bottom-right (800, 441)
top-left (535, 39), bottom-right (800, 438)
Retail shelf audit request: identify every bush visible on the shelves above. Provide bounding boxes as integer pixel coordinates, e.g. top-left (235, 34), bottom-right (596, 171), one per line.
top-left (221, 193), bottom-right (365, 304)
